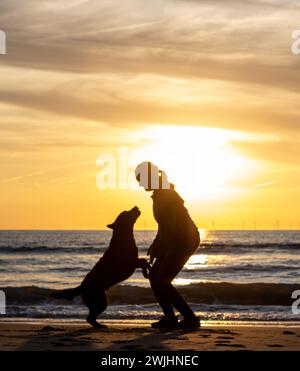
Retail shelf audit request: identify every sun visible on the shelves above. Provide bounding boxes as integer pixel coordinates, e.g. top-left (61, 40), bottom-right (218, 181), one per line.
top-left (131, 125), bottom-right (256, 201)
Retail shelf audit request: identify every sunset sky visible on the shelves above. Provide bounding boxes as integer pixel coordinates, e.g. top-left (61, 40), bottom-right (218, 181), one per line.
top-left (0, 0), bottom-right (300, 229)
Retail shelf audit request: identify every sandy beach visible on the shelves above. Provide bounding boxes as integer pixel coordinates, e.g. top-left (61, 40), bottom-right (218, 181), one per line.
top-left (1, 322), bottom-right (300, 351)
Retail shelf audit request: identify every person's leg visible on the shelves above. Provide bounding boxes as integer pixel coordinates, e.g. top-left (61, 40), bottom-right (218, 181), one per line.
top-left (150, 253), bottom-right (196, 319)
top-left (149, 264), bottom-right (176, 318)
top-left (149, 263), bottom-right (178, 328)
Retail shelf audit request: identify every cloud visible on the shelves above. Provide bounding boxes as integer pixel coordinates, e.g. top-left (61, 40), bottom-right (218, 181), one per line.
top-left (0, 0), bottom-right (300, 149)
top-left (253, 180), bottom-right (275, 188)
top-left (0, 161), bottom-right (94, 184)
top-left (0, 83), bottom-right (300, 135)
top-left (0, 0), bottom-right (300, 94)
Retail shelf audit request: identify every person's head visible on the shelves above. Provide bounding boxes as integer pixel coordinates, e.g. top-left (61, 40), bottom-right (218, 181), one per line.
top-left (135, 161), bottom-right (172, 191)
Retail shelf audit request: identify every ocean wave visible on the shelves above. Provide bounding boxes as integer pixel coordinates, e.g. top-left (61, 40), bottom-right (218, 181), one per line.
top-left (1, 242), bottom-right (300, 254)
top-left (183, 264), bottom-right (300, 273)
top-left (2, 282), bottom-right (299, 306)
top-left (199, 243), bottom-right (300, 251)
top-left (3, 304), bottom-right (298, 322)
top-left (0, 245), bottom-right (104, 254)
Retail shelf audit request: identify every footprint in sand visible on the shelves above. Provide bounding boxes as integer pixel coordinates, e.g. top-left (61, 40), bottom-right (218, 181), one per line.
top-left (78, 337), bottom-right (93, 341)
top-left (268, 344), bottom-right (284, 348)
top-left (215, 343), bottom-right (246, 348)
top-left (167, 336), bottom-right (188, 340)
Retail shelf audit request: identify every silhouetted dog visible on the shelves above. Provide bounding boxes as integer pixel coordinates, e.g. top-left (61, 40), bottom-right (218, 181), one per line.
top-left (50, 206), bottom-right (150, 328)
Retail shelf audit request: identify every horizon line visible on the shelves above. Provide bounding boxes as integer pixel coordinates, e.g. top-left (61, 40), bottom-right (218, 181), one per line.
top-left (0, 228), bottom-right (299, 232)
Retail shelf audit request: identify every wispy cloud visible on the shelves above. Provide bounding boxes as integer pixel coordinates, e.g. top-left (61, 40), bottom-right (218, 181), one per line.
top-left (253, 180), bottom-right (275, 188)
top-left (1, 161), bottom-right (94, 183)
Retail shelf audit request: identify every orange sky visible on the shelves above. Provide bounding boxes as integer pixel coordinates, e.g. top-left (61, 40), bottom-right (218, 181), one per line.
top-left (0, 0), bottom-right (300, 230)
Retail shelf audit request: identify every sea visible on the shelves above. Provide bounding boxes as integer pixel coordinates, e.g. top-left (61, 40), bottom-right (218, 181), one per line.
top-left (0, 230), bottom-right (300, 326)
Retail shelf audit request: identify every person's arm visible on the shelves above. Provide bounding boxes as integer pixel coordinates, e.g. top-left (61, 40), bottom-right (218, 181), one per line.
top-left (147, 228), bottom-right (162, 264)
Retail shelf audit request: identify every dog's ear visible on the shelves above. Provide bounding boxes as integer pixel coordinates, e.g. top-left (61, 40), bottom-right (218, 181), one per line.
top-left (107, 223), bottom-right (115, 229)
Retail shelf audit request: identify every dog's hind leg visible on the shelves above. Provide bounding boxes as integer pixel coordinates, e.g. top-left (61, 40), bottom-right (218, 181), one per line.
top-left (84, 291), bottom-right (108, 329)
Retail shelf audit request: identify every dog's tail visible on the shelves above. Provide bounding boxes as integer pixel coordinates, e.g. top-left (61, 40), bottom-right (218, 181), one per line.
top-left (136, 258), bottom-right (151, 278)
top-left (50, 286), bottom-right (81, 300)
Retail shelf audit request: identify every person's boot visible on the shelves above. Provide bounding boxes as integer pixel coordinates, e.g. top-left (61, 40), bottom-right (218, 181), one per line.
top-left (151, 316), bottom-right (178, 329)
top-left (177, 316), bottom-right (200, 329)
top-left (87, 316), bottom-right (107, 329)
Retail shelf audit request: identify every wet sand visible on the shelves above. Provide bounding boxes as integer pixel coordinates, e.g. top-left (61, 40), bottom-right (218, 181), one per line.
top-left (1, 322), bottom-right (300, 351)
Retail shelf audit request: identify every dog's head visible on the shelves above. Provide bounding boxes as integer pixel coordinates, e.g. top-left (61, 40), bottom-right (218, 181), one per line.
top-left (107, 206), bottom-right (141, 231)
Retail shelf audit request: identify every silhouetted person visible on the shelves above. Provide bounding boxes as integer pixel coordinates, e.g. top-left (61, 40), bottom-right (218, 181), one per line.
top-left (135, 162), bottom-right (200, 329)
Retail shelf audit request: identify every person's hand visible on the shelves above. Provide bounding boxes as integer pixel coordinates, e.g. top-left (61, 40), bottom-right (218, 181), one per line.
top-left (147, 244), bottom-right (156, 264)
top-left (149, 255), bottom-right (155, 265)
top-left (139, 258), bottom-right (152, 278)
